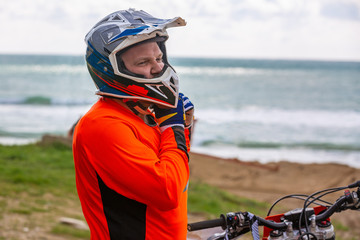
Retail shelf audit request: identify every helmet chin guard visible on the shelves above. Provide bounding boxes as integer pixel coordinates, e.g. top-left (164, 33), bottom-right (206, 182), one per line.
top-left (85, 9), bottom-right (186, 108)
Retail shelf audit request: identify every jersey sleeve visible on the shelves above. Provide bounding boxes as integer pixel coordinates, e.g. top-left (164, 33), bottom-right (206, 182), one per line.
top-left (81, 119), bottom-right (189, 211)
top-left (184, 127), bottom-right (192, 153)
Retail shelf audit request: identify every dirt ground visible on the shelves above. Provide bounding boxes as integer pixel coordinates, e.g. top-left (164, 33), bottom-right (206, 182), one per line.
top-left (1, 150), bottom-right (359, 239)
top-left (187, 152), bottom-right (360, 239)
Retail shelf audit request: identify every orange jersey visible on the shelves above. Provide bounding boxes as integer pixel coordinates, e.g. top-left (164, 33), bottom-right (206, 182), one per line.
top-left (73, 98), bottom-right (190, 239)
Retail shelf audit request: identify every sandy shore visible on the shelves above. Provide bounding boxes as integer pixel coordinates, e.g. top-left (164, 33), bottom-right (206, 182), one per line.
top-left (187, 151), bottom-right (360, 238)
top-left (189, 152), bottom-right (360, 198)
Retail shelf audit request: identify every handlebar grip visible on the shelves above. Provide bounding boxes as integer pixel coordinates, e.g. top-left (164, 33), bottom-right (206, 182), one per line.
top-left (348, 180), bottom-right (360, 188)
top-left (187, 217), bottom-right (226, 231)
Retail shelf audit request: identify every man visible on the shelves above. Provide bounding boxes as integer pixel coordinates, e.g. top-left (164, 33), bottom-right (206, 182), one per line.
top-left (72, 9), bottom-right (194, 240)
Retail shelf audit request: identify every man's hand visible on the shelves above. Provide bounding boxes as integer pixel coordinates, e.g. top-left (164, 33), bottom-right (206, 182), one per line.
top-left (154, 93), bottom-right (186, 132)
top-left (154, 93), bottom-right (194, 132)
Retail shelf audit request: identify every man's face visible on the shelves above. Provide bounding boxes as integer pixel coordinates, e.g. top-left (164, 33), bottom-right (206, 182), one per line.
top-left (121, 41), bottom-right (165, 79)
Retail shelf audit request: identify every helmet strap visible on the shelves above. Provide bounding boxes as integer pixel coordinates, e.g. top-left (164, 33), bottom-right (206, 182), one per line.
top-left (123, 99), bottom-right (151, 116)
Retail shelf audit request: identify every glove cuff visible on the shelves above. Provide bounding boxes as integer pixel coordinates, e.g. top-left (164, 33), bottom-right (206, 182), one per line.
top-left (159, 123), bottom-right (184, 133)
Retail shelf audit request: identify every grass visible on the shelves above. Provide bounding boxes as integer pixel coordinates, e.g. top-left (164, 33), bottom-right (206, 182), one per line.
top-left (0, 141), bottom-right (82, 239)
top-left (0, 141), bottom-right (269, 238)
top-left (188, 181), bottom-right (269, 218)
top-left (0, 142), bottom-right (76, 197)
top-left (333, 220), bottom-right (350, 231)
top-left (0, 140), bottom-right (354, 239)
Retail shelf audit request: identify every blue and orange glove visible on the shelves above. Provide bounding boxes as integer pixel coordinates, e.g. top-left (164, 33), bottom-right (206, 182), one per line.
top-left (154, 93), bottom-right (195, 155)
top-left (154, 93), bottom-right (186, 133)
top-left (154, 93), bottom-right (195, 132)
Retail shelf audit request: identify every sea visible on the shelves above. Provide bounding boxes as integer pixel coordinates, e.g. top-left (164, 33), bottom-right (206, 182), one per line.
top-left (1, 54), bottom-right (360, 168)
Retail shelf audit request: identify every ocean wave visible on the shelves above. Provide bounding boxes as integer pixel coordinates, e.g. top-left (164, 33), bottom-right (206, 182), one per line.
top-left (0, 96), bottom-right (95, 106)
top-left (199, 139), bottom-right (360, 152)
top-left (0, 137), bottom-right (38, 146)
top-left (196, 107), bottom-right (360, 129)
top-left (0, 64), bottom-right (87, 74)
top-left (0, 129), bottom-right (42, 138)
top-left (175, 66), bottom-right (267, 76)
top-left (191, 145), bottom-right (360, 169)
top-left (0, 104), bottom-right (90, 135)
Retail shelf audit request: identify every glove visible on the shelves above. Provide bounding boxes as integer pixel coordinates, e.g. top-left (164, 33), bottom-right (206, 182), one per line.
top-left (153, 93), bottom-right (186, 132)
top-left (180, 94), bottom-right (195, 151)
top-left (181, 94), bottom-right (194, 128)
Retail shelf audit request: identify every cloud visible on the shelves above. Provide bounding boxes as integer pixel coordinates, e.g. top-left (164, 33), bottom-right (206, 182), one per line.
top-left (321, 1), bottom-right (360, 21)
top-left (0, 0), bottom-right (359, 60)
top-left (172, 0), bottom-right (360, 60)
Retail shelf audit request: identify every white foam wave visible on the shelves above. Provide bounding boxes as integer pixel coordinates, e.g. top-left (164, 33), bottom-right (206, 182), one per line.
top-left (0, 137), bottom-right (38, 146)
top-left (196, 107), bottom-right (360, 129)
top-left (175, 66), bottom-right (266, 76)
top-left (0, 104), bottom-right (92, 134)
top-left (0, 64), bottom-right (87, 74)
top-left (191, 145), bottom-right (360, 169)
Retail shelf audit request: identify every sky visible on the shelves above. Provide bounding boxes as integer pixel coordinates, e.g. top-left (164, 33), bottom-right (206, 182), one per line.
top-left (1, 0), bottom-right (360, 61)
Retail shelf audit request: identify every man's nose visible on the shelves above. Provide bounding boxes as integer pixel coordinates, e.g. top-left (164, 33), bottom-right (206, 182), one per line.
top-left (151, 61), bottom-right (164, 76)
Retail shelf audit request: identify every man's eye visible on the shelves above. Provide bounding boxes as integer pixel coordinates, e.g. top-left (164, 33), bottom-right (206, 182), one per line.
top-left (137, 61), bottom-right (147, 66)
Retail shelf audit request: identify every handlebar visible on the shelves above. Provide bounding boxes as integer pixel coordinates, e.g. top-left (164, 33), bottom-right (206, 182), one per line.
top-left (187, 214), bottom-right (289, 232)
top-left (256, 217), bottom-right (288, 230)
top-left (188, 181), bottom-right (360, 235)
top-left (315, 195), bottom-right (347, 222)
top-left (187, 216), bottom-right (226, 231)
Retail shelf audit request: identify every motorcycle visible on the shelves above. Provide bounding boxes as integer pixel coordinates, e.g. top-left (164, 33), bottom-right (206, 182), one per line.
top-left (187, 180), bottom-right (360, 239)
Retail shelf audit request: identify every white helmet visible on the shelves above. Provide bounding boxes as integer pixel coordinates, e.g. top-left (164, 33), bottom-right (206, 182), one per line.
top-left (85, 9), bottom-right (186, 107)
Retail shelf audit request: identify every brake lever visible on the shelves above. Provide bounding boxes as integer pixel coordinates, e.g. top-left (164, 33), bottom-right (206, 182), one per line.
top-left (221, 212), bottom-right (251, 239)
top-left (343, 189), bottom-right (360, 210)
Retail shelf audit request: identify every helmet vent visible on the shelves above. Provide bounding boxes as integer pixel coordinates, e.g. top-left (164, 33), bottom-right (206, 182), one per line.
top-left (134, 16), bottom-right (146, 23)
top-left (169, 78), bottom-right (176, 91)
top-left (111, 14), bottom-right (125, 22)
top-left (104, 48), bottom-right (111, 55)
top-left (170, 77), bottom-right (175, 85)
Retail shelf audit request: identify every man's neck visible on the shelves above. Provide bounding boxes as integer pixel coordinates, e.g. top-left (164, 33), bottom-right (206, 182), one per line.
top-left (111, 98), bottom-right (152, 123)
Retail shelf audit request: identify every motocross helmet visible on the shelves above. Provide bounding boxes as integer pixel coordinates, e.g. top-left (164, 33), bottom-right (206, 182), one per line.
top-left (85, 9), bottom-right (186, 108)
